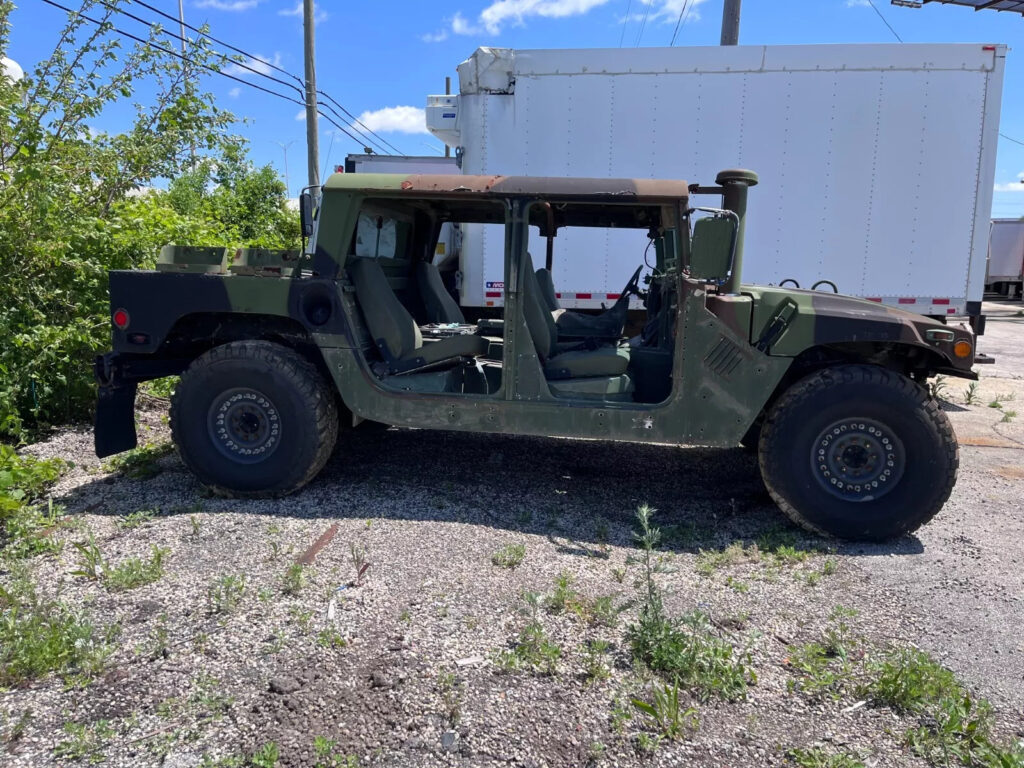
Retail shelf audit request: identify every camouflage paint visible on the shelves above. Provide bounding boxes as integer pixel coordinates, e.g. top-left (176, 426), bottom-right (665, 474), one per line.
top-left (99, 171), bottom-right (974, 455)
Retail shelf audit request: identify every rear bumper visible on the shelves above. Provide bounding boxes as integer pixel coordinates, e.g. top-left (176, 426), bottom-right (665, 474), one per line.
top-left (93, 353), bottom-right (188, 458)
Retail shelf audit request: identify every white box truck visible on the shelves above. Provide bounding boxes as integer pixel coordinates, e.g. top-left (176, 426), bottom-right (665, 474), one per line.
top-left (426, 43), bottom-right (1005, 331)
top-left (986, 218), bottom-right (1024, 298)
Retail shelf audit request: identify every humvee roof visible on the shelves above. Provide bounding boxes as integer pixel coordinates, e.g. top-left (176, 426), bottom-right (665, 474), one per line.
top-left (323, 173), bottom-right (690, 202)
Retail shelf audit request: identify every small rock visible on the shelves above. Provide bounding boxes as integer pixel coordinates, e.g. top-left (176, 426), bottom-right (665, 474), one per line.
top-left (269, 676), bottom-right (301, 695)
top-left (441, 731), bottom-right (458, 750)
top-left (371, 670), bottom-right (393, 689)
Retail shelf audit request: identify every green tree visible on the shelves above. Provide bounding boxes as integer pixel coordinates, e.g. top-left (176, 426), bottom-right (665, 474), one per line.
top-left (0, 0), bottom-right (297, 439)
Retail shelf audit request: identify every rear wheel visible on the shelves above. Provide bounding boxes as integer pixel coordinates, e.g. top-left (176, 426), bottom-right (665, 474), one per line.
top-left (170, 341), bottom-right (338, 497)
top-left (758, 364), bottom-right (957, 541)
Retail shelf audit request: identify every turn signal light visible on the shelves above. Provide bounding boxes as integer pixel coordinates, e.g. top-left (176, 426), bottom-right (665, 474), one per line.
top-left (953, 340), bottom-right (972, 359)
top-left (112, 308), bottom-right (130, 330)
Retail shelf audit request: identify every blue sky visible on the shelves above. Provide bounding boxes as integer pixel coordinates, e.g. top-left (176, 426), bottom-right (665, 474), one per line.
top-left (8, 0), bottom-right (1024, 214)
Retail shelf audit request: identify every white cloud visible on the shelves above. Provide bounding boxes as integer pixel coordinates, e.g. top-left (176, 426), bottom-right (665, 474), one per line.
top-left (278, 1), bottom-right (327, 22)
top-left (227, 86), bottom-right (241, 98)
top-left (452, 11), bottom-right (480, 35)
top-left (845, 0), bottom-right (872, 6)
top-left (422, 29), bottom-right (450, 43)
top-left (354, 106), bottom-right (428, 135)
top-left (195, 0), bottom-right (261, 11)
top-left (994, 172), bottom-right (1024, 192)
top-left (295, 109), bottom-right (307, 121)
top-left (621, 0), bottom-right (709, 27)
top-left (450, 0), bottom-right (613, 35)
top-left (222, 52), bottom-right (282, 77)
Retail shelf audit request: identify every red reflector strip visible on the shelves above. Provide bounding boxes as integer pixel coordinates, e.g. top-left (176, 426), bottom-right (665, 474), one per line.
top-left (983, 45), bottom-right (996, 51)
top-left (866, 297), bottom-right (882, 303)
top-left (947, 308), bottom-right (957, 314)
top-left (485, 291), bottom-right (501, 298)
top-left (933, 298), bottom-right (950, 305)
top-left (555, 293), bottom-right (562, 298)
top-left (898, 298), bottom-right (916, 304)
top-left (576, 293), bottom-right (592, 300)
top-left (606, 293), bottom-right (621, 300)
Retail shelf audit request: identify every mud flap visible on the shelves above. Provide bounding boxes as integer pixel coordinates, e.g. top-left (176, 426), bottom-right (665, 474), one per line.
top-left (95, 352), bottom-right (139, 458)
top-left (95, 381), bottom-right (138, 458)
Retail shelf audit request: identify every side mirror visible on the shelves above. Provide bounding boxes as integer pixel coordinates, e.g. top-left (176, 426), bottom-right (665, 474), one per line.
top-left (689, 216), bottom-right (737, 284)
top-left (299, 191), bottom-right (315, 239)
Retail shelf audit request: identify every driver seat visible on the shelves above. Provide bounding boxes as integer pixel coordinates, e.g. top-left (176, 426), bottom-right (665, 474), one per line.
top-left (536, 267), bottom-right (633, 340)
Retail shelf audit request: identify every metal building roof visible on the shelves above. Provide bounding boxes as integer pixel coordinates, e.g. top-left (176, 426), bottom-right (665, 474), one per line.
top-left (893, 0), bottom-right (1024, 16)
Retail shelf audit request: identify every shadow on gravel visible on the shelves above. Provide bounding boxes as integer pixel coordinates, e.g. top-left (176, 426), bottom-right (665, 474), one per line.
top-left (62, 426), bottom-right (923, 558)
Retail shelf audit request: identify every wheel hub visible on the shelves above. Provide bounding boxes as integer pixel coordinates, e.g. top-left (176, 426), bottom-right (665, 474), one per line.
top-left (207, 388), bottom-right (281, 464)
top-left (810, 418), bottom-right (905, 502)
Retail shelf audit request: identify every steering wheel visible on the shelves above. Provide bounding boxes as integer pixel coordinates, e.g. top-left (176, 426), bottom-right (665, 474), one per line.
top-left (621, 265), bottom-right (644, 299)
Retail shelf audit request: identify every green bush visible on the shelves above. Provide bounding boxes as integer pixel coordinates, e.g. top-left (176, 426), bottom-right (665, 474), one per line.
top-left (0, 445), bottom-right (66, 558)
top-left (0, 2), bottom-right (298, 440)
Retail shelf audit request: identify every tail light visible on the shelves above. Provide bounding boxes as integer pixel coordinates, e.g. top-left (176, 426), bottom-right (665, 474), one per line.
top-left (112, 308), bottom-right (130, 330)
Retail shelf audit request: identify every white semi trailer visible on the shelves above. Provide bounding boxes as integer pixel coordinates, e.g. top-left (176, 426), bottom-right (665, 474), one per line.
top-left (986, 219), bottom-right (1024, 299)
top-left (425, 43), bottom-right (1006, 331)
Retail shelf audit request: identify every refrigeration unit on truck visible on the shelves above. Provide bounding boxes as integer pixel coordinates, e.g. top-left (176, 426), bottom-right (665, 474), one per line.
top-left (426, 43), bottom-right (1005, 332)
top-left (986, 218), bottom-right (1024, 299)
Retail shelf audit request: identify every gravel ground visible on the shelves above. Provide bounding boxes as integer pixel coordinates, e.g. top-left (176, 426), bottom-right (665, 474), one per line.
top-left (2, 301), bottom-right (1023, 767)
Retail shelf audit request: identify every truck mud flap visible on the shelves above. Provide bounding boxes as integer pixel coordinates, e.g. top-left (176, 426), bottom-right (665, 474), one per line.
top-left (95, 380), bottom-right (139, 459)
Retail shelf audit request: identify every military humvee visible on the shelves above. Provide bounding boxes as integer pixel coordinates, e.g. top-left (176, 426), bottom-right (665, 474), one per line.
top-left (94, 170), bottom-right (976, 541)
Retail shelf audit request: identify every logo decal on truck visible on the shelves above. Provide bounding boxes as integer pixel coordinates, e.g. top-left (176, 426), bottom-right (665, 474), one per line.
top-left (486, 281), bottom-right (505, 289)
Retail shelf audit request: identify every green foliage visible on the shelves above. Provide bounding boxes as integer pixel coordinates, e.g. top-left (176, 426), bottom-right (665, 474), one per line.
top-left (103, 441), bottom-right (172, 479)
top-left (312, 735), bottom-right (359, 768)
top-left (54, 719), bottom-right (115, 764)
top-left (631, 678), bottom-right (699, 741)
top-left (863, 647), bottom-right (1024, 767)
top-left (627, 505), bottom-right (754, 701)
top-left (281, 562), bottom-right (306, 595)
top-left (104, 545), bottom-right (168, 591)
top-left (0, 573), bottom-right (116, 686)
top-left (118, 508), bottom-right (157, 530)
top-left (582, 640), bottom-right (611, 684)
top-left (493, 619), bottom-right (562, 675)
top-left (0, 446), bottom-right (65, 558)
top-left (208, 573), bottom-right (246, 615)
top-left (787, 606), bottom-right (860, 700)
top-left (248, 742), bottom-right (280, 768)
top-left (490, 542), bottom-right (526, 568)
top-left (0, 2), bottom-right (297, 439)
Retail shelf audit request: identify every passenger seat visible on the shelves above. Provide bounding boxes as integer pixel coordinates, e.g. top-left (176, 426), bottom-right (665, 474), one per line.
top-left (417, 261), bottom-right (465, 324)
top-left (522, 254), bottom-right (633, 400)
top-left (348, 258), bottom-right (487, 374)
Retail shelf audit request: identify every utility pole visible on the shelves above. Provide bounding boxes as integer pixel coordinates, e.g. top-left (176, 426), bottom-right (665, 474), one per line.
top-left (303, 0), bottom-right (320, 188)
top-left (444, 77), bottom-right (451, 159)
top-left (274, 140), bottom-right (295, 196)
top-left (720, 0), bottom-right (741, 45)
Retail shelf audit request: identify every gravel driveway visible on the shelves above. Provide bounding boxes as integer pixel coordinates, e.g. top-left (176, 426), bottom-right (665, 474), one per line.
top-left (2, 301), bottom-right (1023, 768)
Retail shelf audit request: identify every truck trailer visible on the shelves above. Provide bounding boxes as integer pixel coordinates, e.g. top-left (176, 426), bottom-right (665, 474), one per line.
top-left (426, 43), bottom-right (1005, 331)
top-left (986, 218), bottom-right (1024, 299)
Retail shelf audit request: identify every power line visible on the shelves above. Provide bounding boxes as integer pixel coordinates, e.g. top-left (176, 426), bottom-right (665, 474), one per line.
top-left (670, 0), bottom-right (693, 46)
top-left (120, 0), bottom-right (399, 155)
top-left (618, 0), bottom-right (633, 47)
top-left (634, 0), bottom-right (652, 46)
top-left (93, 0), bottom-right (304, 101)
top-left (39, 0), bottom-right (372, 151)
top-left (999, 132), bottom-right (1024, 148)
top-left (317, 91), bottom-right (401, 155)
top-left (866, 0), bottom-right (903, 43)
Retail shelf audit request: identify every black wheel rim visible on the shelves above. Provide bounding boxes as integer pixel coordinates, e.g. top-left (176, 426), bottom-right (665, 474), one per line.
top-left (207, 388), bottom-right (281, 464)
top-left (810, 418), bottom-right (905, 502)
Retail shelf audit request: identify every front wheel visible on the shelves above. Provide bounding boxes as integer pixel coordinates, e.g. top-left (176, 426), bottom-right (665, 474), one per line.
top-left (758, 365), bottom-right (958, 541)
top-left (170, 341), bottom-right (338, 497)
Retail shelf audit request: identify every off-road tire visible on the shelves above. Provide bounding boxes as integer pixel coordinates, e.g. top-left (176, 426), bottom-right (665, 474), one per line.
top-left (170, 341), bottom-right (338, 497)
top-left (758, 364), bottom-right (958, 541)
